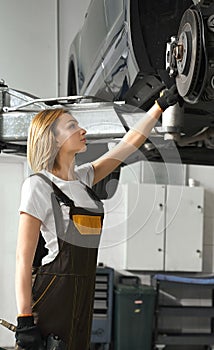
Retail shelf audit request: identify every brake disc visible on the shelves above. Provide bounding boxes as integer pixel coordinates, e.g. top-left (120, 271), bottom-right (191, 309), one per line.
top-left (175, 3), bottom-right (214, 103)
top-left (176, 8), bottom-right (205, 103)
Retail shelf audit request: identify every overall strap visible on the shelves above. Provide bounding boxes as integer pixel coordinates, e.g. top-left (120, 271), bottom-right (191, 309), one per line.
top-left (31, 173), bottom-right (75, 207)
top-left (79, 180), bottom-right (103, 204)
top-left (31, 173), bottom-right (103, 208)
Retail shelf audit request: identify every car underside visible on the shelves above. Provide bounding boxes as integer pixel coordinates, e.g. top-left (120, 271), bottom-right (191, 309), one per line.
top-left (67, 0), bottom-right (214, 167)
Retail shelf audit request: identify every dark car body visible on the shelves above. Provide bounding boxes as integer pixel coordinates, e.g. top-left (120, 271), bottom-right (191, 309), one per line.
top-left (68, 0), bottom-right (192, 100)
top-left (68, 0), bottom-right (214, 165)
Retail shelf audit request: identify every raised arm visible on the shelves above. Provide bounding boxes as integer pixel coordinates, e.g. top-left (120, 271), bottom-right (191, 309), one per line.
top-left (92, 85), bottom-right (179, 185)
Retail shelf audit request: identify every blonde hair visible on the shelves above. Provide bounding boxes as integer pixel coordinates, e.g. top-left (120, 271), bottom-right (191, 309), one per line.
top-left (27, 108), bottom-right (68, 172)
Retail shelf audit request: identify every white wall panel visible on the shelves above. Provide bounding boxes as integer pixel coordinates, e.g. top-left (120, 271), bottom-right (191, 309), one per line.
top-left (0, 0), bottom-right (58, 98)
top-left (0, 155), bottom-right (28, 347)
top-left (0, 0), bottom-right (92, 98)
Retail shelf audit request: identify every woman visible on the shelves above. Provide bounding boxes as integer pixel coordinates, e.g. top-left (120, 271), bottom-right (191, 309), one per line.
top-left (15, 85), bottom-right (179, 350)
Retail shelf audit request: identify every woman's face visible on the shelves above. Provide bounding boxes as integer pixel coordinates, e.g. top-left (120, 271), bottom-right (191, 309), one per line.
top-left (54, 113), bottom-right (87, 154)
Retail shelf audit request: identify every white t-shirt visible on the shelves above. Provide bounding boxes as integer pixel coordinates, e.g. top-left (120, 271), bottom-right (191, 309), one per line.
top-left (19, 163), bottom-right (97, 265)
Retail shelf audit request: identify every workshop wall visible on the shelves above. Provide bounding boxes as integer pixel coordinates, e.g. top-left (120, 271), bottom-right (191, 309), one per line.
top-left (0, 0), bottom-right (58, 98)
top-left (0, 155), bottom-right (29, 347)
top-left (0, 1), bottom-right (90, 346)
top-left (0, 0), bottom-right (90, 98)
top-left (0, 0), bottom-right (214, 347)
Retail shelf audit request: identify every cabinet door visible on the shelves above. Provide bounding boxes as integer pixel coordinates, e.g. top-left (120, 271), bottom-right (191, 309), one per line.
top-left (165, 185), bottom-right (204, 271)
top-left (125, 183), bottom-right (165, 270)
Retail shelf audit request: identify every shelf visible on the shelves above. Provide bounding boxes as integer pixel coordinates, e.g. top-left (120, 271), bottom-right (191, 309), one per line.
top-left (157, 333), bottom-right (214, 346)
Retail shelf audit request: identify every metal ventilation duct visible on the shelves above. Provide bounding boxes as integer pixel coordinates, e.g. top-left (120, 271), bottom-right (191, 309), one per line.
top-left (0, 84), bottom-right (148, 146)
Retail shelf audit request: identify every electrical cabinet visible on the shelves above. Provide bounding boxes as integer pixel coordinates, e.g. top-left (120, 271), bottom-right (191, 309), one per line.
top-left (125, 183), bottom-right (204, 271)
top-left (114, 283), bottom-right (156, 350)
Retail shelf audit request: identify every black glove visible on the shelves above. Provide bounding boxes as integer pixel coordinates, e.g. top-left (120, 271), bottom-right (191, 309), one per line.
top-left (156, 84), bottom-right (181, 112)
top-left (15, 316), bottom-right (45, 350)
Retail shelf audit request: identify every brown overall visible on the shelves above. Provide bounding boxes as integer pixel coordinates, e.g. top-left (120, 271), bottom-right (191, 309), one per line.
top-left (31, 174), bottom-right (104, 350)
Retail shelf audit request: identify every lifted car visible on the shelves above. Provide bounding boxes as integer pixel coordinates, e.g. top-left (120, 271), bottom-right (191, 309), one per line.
top-left (67, 0), bottom-right (214, 165)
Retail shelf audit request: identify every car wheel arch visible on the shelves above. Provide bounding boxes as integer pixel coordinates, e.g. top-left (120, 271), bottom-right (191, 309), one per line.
top-left (67, 58), bottom-right (78, 96)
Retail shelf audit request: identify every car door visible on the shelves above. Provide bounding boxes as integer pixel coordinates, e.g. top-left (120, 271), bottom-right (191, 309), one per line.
top-left (79, 0), bottom-right (125, 98)
top-left (101, 0), bottom-right (134, 100)
top-left (85, 0), bottom-right (128, 100)
top-left (78, 0), bottom-right (108, 91)
top-left (104, 0), bottom-right (124, 31)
